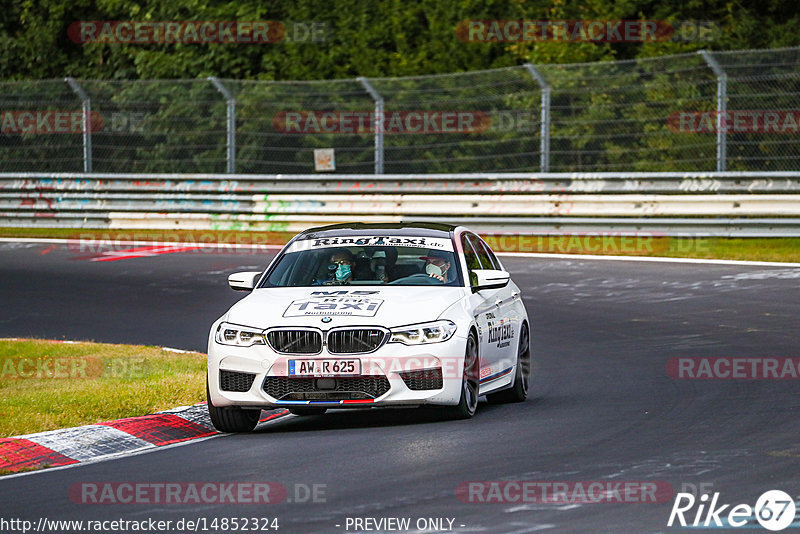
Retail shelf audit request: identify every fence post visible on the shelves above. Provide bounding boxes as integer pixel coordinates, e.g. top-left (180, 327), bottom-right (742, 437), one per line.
top-left (357, 76), bottom-right (384, 174)
top-left (65, 78), bottom-right (92, 173)
top-left (698, 50), bottom-right (727, 172)
top-left (209, 77), bottom-right (236, 174)
top-left (524, 64), bottom-right (551, 173)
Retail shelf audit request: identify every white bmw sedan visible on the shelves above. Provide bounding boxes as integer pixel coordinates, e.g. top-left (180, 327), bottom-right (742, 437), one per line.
top-left (207, 223), bottom-right (530, 432)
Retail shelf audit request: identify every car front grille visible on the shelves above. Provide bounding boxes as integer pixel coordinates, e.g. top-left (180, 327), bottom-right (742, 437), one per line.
top-left (263, 376), bottom-right (391, 401)
top-left (266, 328), bottom-right (388, 355)
top-left (327, 328), bottom-right (388, 354)
top-left (266, 330), bottom-right (322, 354)
top-left (399, 368), bottom-right (444, 390)
top-left (219, 370), bottom-right (256, 392)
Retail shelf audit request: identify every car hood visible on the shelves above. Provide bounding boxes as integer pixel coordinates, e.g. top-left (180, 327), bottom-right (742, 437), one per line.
top-left (225, 286), bottom-right (466, 330)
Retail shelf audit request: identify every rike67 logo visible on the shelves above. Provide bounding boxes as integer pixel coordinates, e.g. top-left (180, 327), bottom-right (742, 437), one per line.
top-left (668, 490), bottom-right (796, 531)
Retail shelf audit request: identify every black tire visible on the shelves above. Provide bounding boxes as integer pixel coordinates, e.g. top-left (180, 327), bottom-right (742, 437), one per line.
top-left (487, 324), bottom-right (530, 404)
top-left (443, 331), bottom-right (480, 419)
top-left (207, 379), bottom-right (260, 433)
top-left (288, 407), bottom-right (327, 416)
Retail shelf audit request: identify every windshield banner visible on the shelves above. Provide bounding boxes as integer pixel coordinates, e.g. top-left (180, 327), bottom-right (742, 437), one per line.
top-left (286, 235), bottom-right (453, 253)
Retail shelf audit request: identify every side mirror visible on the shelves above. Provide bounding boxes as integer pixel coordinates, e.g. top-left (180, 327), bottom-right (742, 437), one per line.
top-left (228, 271), bottom-right (262, 291)
top-left (472, 269), bottom-right (510, 291)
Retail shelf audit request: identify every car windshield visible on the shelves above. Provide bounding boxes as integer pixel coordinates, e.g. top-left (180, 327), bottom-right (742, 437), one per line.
top-left (261, 235), bottom-right (462, 287)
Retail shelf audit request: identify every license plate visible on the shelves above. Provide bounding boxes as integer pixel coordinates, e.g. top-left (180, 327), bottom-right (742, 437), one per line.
top-left (288, 359), bottom-right (360, 376)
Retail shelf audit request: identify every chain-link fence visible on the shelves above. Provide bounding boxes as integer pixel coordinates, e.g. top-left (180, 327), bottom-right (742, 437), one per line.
top-left (0, 47), bottom-right (798, 174)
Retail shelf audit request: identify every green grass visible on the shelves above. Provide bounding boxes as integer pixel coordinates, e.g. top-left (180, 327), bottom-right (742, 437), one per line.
top-left (483, 235), bottom-right (800, 263)
top-left (660, 237), bottom-right (800, 262)
top-left (0, 465), bottom-right (50, 476)
top-left (1, 227), bottom-right (799, 262)
top-left (0, 339), bottom-right (206, 437)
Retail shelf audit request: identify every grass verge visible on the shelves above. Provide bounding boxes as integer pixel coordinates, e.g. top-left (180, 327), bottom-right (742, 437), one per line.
top-left (0, 339), bottom-right (205, 437)
top-left (0, 228), bottom-right (799, 263)
top-left (483, 235), bottom-right (800, 263)
top-left (0, 465), bottom-right (49, 476)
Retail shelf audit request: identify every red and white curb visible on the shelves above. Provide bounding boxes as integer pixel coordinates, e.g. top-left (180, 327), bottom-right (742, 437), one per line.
top-left (0, 403), bottom-right (290, 474)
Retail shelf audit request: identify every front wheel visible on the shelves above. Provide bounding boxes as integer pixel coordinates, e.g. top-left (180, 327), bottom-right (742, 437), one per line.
top-left (443, 332), bottom-right (480, 419)
top-left (207, 379), bottom-right (260, 432)
top-left (487, 324), bottom-right (530, 404)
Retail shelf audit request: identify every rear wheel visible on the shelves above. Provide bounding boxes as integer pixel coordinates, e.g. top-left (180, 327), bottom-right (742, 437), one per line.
top-left (443, 332), bottom-right (480, 419)
top-left (289, 407), bottom-right (327, 416)
top-left (487, 324), bottom-right (530, 404)
top-left (207, 379), bottom-right (260, 433)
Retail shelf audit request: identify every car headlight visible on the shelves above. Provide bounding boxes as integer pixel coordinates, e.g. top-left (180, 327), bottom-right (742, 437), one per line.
top-left (215, 322), bottom-right (265, 347)
top-left (389, 320), bottom-right (457, 345)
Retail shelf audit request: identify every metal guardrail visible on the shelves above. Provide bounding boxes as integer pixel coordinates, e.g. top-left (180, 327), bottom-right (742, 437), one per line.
top-left (2, 172), bottom-right (800, 237)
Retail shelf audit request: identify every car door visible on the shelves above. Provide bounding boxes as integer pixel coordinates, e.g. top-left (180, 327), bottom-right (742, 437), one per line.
top-left (467, 234), bottom-right (519, 381)
top-left (461, 233), bottom-right (497, 383)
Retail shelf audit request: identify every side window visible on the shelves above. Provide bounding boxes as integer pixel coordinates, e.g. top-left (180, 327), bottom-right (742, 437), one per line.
top-left (461, 235), bottom-right (481, 287)
top-left (467, 234), bottom-right (493, 270)
top-left (475, 237), bottom-right (501, 270)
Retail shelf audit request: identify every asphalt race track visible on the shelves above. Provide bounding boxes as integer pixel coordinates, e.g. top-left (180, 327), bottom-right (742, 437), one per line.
top-left (1, 240), bottom-right (800, 533)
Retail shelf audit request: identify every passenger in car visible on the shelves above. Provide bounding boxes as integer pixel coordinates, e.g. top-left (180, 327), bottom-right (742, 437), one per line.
top-left (353, 250), bottom-right (374, 280)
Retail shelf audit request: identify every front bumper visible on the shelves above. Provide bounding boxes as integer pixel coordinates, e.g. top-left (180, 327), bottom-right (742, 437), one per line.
top-left (207, 329), bottom-right (468, 409)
